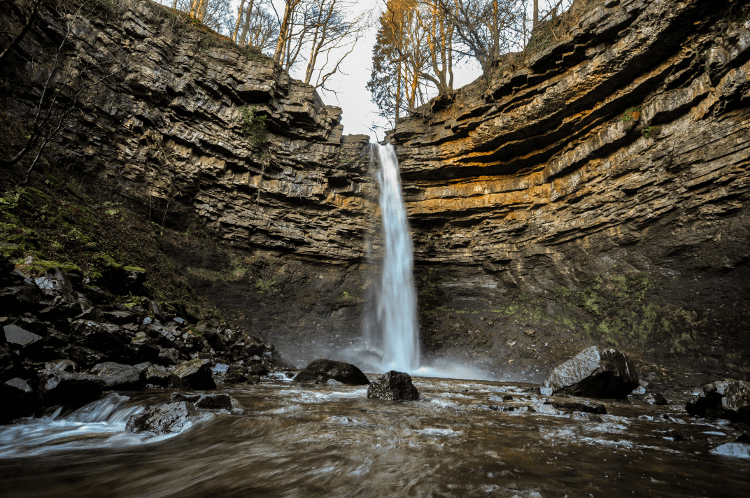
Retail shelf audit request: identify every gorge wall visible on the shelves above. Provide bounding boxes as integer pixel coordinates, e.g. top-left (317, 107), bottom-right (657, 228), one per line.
top-left (392, 0), bottom-right (750, 379)
top-left (2, 0), bottom-right (749, 380)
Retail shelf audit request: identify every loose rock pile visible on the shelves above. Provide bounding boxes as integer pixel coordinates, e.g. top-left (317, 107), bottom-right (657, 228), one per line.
top-left (0, 257), bottom-right (276, 424)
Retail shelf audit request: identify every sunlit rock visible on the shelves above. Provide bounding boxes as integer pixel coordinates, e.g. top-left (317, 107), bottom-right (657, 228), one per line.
top-left (543, 346), bottom-right (639, 399)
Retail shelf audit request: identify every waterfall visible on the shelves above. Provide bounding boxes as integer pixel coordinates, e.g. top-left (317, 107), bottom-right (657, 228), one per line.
top-left (370, 143), bottom-right (420, 372)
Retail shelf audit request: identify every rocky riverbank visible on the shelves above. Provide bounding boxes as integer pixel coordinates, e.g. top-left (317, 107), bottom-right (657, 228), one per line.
top-left (1, 0), bottom-right (749, 380)
top-left (1, 257), bottom-right (278, 423)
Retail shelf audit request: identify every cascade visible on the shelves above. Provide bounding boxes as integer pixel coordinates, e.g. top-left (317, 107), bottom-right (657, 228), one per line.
top-left (369, 143), bottom-right (420, 372)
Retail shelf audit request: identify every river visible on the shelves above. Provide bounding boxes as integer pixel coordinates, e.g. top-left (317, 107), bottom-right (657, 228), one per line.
top-left (1, 375), bottom-right (748, 497)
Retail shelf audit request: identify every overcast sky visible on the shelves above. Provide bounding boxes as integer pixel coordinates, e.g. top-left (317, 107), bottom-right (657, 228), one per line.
top-left (156, 0), bottom-right (482, 139)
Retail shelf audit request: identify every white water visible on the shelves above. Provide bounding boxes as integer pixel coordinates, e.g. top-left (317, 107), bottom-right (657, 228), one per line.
top-left (370, 143), bottom-right (420, 372)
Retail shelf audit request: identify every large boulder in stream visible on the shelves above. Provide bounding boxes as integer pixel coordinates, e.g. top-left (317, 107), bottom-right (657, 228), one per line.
top-left (126, 401), bottom-right (197, 434)
top-left (543, 346), bottom-right (639, 399)
top-left (686, 380), bottom-right (750, 423)
top-left (294, 359), bottom-right (370, 385)
top-left (367, 371), bottom-right (420, 401)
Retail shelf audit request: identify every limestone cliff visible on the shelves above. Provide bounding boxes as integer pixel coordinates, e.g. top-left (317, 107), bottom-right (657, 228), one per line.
top-left (391, 0), bottom-right (750, 378)
top-left (2, 0), bottom-right (749, 379)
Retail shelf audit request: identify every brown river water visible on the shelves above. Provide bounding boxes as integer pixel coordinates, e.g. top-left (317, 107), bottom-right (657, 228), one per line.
top-left (0, 375), bottom-right (748, 497)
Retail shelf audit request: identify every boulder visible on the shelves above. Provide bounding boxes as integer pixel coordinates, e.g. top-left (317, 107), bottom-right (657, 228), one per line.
top-left (543, 346), bottom-right (639, 399)
top-left (64, 345), bottom-right (106, 369)
top-left (294, 359), bottom-right (370, 385)
top-left (171, 392), bottom-right (201, 403)
top-left (195, 393), bottom-right (234, 410)
top-left (367, 371), bottom-right (420, 401)
top-left (169, 358), bottom-right (216, 390)
top-left (242, 334), bottom-right (274, 358)
top-left (39, 369), bottom-right (102, 409)
top-left (643, 392), bottom-right (668, 406)
top-left (68, 320), bottom-right (128, 360)
top-left (709, 442), bottom-right (750, 459)
top-left (125, 401), bottom-right (197, 434)
top-left (45, 359), bottom-right (78, 372)
top-left (157, 347), bottom-right (182, 366)
top-left (0, 377), bottom-right (43, 423)
top-left (144, 364), bottom-right (172, 387)
top-left (91, 362), bottom-right (145, 390)
top-left (4, 324), bottom-right (42, 348)
top-left (549, 400), bottom-right (607, 414)
top-left (0, 284), bottom-right (41, 313)
top-left (35, 269), bottom-right (77, 304)
top-left (686, 380), bottom-right (750, 423)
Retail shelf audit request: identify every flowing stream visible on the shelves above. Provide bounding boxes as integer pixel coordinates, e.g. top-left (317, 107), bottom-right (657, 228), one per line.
top-left (369, 143), bottom-right (420, 373)
top-left (1, 378), bottom-right (748, 497)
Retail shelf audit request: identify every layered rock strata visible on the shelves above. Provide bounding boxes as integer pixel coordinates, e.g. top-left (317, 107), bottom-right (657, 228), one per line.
top-left (389, 0), bottom-right (750, 377)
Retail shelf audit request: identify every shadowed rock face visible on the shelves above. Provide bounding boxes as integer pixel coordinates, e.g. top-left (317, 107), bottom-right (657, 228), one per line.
top-left (2, 0), bottom-right (749, 376)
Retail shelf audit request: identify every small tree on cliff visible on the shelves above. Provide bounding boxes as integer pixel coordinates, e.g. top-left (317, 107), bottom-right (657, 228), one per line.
top-left (0, 0), bottom-right (130, 184)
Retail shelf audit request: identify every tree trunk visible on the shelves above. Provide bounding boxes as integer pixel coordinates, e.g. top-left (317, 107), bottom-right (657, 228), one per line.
top-left (240, 0), bottom-right (255, 45)
top-left (232, 0), bottom-right (246, 41)
top-left (533, 0), bottom-right (539, 27)
top-left (273, 2), bottom-right (295, 63)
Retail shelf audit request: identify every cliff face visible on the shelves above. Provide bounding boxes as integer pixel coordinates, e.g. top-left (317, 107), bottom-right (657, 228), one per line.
top-left (391, 0), bottom-right (750, 378)
top-left (2, 0), bottom-right (749, 378)
top-left (1, 0), bottom-right (375, 367)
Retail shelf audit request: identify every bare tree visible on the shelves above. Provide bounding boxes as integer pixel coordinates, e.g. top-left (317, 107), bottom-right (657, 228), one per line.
top-left (301, 0), bottom-right (370, 91)
top-left (0, 1), bottom-right (130, 183)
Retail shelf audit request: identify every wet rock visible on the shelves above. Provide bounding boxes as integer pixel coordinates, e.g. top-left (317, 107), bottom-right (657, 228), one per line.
top-left (242, 334), bottom-right (274, 358)
top-left (643, 392), bottom-right (668, 406)
top-left (157, 347), bottom-right (182, 366)
top-left (4, 324), bottom-right (42, 348)
top-left (144, 364), bottom-right (171, 387)
top-left (654, 430), bottom-right (690, 441)
top-left (91, 362), bottom-right (145, 390)
top-left (99, 310), bottom-right (138, 325)
top-left (68, 320), bottom-right (128, 360)
top-left (367, 371), bottom-right (420, 401)
top-left (171, 392), bottom-right (201, 403)
top-left (39, 369), bottom-right (102, 409)
top-left (125, 401), bottom-right (197, 434)
top-left (295, 359), bottom-right (370, 385)
top-left (44, 359), bottom-right (78, 372)
top-left (709, 442), bottom-right (750, 459)
top-left (35, 269), bottom-right (77, 304)
top-left (686, 380), bottom-right (750, 423)
top-left (249, 363), bottom-right (269, 376)
top-left (0, 284), bottom-right (42, 312)
top-left (543, 346), bottom-right (639, 399)
top-left (0, 377), bottom-right (43, 423)
top-left (169, 358), bottom-right (216, 390)
top-left (64, 345), bottom-right (106, 369)
top-left (195, 393), bottom-right (234, 410)
top-left (549, 400), bottom-right (607, 414)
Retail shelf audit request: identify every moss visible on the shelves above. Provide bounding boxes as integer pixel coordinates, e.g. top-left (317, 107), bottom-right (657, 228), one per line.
top-left (0, 175), bottom-right (224, 321)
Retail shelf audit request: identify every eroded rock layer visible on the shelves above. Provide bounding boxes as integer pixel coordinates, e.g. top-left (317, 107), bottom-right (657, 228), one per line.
top-left (390, 0), bottom-right (750, 378)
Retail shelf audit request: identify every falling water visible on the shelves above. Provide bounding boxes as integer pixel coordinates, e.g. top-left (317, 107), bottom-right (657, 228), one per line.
top-left (370, 143), bottom-right (420, 372)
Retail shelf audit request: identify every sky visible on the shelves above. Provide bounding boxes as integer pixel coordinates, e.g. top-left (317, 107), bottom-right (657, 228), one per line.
top-left (155, 0), bottom-right (483, 139)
